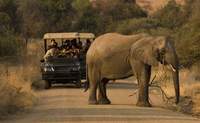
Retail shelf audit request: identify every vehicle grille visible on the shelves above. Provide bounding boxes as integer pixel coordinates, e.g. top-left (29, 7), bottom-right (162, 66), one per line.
top-left (42, 72), bottom-right (80, 80)
top-left (54, 66), bottom-right (70, 71)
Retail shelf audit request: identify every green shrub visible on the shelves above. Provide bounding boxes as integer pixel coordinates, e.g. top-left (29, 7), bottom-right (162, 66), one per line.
top-left (152, 0), bottom-right (187, 29)
top-left (173, 0), bottom-right (200, 67)
top-left (0, 33), bottom-right (23, 57)
top-left (175, 22), bottom-right (200, 67)
top-left (0, 0), bottom-right (200, 67)
top-left (109, 0), bottom-right (200, 67)
top-left (107, 18), bottom-right (163, 34)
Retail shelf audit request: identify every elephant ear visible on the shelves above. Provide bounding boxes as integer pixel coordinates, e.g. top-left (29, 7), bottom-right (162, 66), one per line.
top-left (130, 36), bottom-right (166, 66)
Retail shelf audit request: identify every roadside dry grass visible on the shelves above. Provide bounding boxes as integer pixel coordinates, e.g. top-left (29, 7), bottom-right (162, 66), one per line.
top-left (0, 64), bottom-right (37, 119)
top-left (0, 40), bottom-right (43, 118)
top-left (178, 65), bottom-right (200, 117)
top-left (25, 40), bottom-right (46, 90)
top-left (150, 64), bottom-right (200, 117)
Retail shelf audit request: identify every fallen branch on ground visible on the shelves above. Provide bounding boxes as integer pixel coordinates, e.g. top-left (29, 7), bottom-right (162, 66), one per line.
top-left (129, 67), bottom-right (174, 104)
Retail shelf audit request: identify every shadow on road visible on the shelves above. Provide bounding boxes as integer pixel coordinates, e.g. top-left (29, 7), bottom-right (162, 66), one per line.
top-left (51, 84), bottom-right (82, 89)
top-left (108, 82), bottom-right (138, 89)
top-left (49, 82), bottom-right (138, 90)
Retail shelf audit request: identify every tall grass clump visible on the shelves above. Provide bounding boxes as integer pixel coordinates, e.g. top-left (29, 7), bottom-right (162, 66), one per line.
top-left (0, 40), bottom-right (43, 118)
top-left (0, 64), bottom-right (37, 118)
top-left (151, 64), bottom-right (200, 116)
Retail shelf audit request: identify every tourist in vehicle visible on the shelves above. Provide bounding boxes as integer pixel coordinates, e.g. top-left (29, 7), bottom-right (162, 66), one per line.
top-left (84, 39), bottom-right (91, 52)
top-left (71, 39), bottom-right (77, 47)
top-left (60, 45), bottom-right (72, 57)
top-left (64, 40), bottom-right (71, 48)
top-left (44, 43), bottom-right (59, 61)
top-left (70, 45), bottom-right (80, 58)
top-left (47, 39), bottom-right (58, 50)
top-left (77, 40), bottom-right (83, 50)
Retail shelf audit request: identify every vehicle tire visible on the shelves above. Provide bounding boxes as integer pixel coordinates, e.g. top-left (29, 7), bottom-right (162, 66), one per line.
top-left (44, 80), bottom-right (51, 89)
top-left (75, 80), bottom-right (82, 88)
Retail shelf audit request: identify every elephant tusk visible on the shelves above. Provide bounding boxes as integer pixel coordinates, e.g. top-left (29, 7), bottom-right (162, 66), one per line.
top-left (169, 64), bottom-right (176, 72)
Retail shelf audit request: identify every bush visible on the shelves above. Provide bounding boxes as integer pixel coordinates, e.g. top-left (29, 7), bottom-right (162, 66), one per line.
top-left (174, 0), bottom-right (200, 67)
top-left (0, 33), bottom-right (23, 57)
top-left (0, 0), bottom-right (200, 67)
top-left (74, 5), bottom-right (101, 34)
top-left (152, 0), bottom-right (187, 29)
top-left (74, 0), bottom-right (147, 35)
top-left (175, 23), bottom-right (200, 66)
top-left (109, 0), bottom-right (200, 67)
top-left (108, 18), bottom-right (160, 34)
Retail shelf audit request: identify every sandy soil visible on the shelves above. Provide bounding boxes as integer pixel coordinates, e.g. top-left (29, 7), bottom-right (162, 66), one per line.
top-left (1, 80), bottom-right (199, 123)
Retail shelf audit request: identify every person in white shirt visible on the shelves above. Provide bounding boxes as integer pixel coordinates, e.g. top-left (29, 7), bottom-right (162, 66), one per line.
top-left (44, 42), bottom-right (59, 61)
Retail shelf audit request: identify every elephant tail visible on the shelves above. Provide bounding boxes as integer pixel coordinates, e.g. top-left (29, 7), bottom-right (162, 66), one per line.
top-left (84, 64), bottom-right (89, 92)
top-left (84, 60), bottom-right (101, 92)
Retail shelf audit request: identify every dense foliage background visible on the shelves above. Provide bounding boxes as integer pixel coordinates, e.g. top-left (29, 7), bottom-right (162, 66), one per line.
top-left (0, 0), bottom-right (200, 67)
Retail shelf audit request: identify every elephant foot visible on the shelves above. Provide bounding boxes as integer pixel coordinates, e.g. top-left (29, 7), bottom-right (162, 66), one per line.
top-left (88, 99), bottom-right (98, 105)
top-left (136, 101), bottom-right (152, 107)
top-left (98, 98), bottom-right (111, 105)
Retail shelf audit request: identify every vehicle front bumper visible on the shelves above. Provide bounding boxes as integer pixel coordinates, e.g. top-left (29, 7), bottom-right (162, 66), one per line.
top-left (42, 71), bottom-right (80, 82)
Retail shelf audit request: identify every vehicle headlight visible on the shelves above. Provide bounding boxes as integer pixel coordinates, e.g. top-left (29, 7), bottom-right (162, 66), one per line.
top-left (75, 62), bottom-right (80, 66)
top-left (72, 67), bottom-right (80, 71)
top-left (44, 67), bottom-right (54, 72)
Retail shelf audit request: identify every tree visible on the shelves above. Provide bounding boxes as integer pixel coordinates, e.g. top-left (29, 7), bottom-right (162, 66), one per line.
top-left (0, 0), bottom-right (18, 33)
top-left (74, 5), bottom-right (101, 33)
top-left (17, 0), bottom-right (46, 40)
top-left (152, 0), bottom-right (185, 29)
top-left (72, 0), bottom-right (90, 14)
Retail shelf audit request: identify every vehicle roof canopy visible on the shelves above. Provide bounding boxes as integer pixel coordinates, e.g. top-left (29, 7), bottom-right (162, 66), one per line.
top-left (43, 32), bottom-right (95, 40)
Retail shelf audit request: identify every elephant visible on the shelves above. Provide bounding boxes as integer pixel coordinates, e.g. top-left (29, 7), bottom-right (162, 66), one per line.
top-left (85, 33), bottom-right (180, 107)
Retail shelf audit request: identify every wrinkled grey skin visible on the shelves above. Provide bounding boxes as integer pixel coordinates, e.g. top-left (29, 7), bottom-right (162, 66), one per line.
top-left (86, 33), bottom-right (179, 107)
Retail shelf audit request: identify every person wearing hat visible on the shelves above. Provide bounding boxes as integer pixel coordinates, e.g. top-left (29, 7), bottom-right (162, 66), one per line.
top-left (84, 39), bottom-right (91, 52)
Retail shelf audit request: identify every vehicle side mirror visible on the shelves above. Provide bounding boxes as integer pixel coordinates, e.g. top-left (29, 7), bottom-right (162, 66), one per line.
top-left (40, 59), bottom-right (45, 63)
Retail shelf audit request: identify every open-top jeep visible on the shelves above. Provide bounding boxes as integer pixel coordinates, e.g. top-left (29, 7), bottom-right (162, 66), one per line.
top-left (40, 32), bottom-right (95, 89)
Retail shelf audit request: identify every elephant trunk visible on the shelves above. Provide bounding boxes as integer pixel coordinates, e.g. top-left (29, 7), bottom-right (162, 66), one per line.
top-left (171, 66), bottom-right (180, 104)
top-left (165, 47), bottom-right (180, 104)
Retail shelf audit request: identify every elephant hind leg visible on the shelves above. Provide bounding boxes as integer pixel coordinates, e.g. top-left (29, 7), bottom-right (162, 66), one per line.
top-left (88, 63), bottom-right (100, 105)
top-left (98, 78), bottom-right (111, 105)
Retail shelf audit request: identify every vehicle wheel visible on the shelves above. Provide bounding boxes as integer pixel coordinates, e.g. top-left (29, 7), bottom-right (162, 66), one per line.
top-left (44, 80), bottom-right (51, 89)
top-left (75, 80), bottom-right (82, 88)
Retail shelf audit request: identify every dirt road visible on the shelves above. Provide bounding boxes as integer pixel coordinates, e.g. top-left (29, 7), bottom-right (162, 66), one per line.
top-left (2, 81), bottom-right (200, 123)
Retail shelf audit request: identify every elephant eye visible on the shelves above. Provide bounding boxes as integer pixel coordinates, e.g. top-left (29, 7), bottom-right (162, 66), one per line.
top-left (160, 49), bottom-right (166, 56)
top-left (156, 49), bottom-right (166, 64)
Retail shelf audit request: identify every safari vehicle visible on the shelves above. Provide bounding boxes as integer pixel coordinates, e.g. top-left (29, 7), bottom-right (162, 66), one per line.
top-left (40, 32), bottom-right (95, 89)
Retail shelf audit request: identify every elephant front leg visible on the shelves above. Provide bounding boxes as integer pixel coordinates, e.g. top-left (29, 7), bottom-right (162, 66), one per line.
top-left (98, 79), bottom-right (111, 104)
top-left (137, 82), bottom-right (151, 107)
top-left (134, 64), bottom-right (152, 107)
